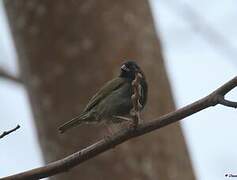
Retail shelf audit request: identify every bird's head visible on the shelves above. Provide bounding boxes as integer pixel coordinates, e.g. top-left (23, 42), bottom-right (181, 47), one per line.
top-left (119, 61), bottom-right (142, 80)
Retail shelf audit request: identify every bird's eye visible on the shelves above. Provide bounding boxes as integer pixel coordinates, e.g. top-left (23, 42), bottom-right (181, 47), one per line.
top-left (121, 64), bottom-right (130, 72)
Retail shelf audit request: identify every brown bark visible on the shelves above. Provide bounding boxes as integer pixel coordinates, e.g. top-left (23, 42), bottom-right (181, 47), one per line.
top-left (4, 0), bottom-right (195, 180)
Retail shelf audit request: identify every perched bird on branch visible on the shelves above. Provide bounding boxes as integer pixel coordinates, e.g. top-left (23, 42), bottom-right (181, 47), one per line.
top-left (58, 61), bottom-right (148, 133)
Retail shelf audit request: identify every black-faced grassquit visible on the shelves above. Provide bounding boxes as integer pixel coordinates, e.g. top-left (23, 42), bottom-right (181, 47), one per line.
top-left (58, 61), bottom-right (147, 133)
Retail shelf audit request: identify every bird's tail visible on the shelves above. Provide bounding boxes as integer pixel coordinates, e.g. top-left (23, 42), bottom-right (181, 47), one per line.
top-left (58, 113), bottom-right (87, 134)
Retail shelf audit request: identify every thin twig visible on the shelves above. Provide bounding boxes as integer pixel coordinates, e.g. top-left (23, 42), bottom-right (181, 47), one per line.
top-left (1, 77), bottom-right (237, 180)
top-left (0, 125), bottom-right (20, 139)
top-left (0, 68), bottom-right (22, 84)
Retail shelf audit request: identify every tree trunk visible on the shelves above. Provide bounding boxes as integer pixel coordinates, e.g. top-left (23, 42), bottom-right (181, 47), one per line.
top-left (4, 0), bottom-right (195, 179)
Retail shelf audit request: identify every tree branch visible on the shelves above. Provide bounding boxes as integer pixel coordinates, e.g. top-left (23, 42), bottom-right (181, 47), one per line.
top-left (0, 68), bottom-right (22, 84)
top-left (1, 77), bottom-right (237, 180)
top-left (0, 125), bottom-right (20, 139)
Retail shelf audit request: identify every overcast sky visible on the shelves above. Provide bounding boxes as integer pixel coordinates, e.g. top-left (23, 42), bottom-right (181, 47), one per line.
top-left (1, 1), bottom-right (237, 180)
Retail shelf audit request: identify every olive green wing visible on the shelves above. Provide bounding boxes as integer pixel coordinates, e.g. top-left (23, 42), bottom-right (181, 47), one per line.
top-left (84, 77), bottom-right (126, 112)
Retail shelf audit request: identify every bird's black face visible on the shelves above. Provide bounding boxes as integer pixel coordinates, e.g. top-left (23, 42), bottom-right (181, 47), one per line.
top-left (119, 61), bottom-right (141, 80)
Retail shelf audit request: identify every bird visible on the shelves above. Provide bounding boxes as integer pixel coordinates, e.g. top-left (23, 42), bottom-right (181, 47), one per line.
top-left (58, 61), bottom-right (148, 133)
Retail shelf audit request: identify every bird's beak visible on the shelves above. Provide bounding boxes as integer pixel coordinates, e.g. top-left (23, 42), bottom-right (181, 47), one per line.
top-left (121, 64), bottom-right (130, 72)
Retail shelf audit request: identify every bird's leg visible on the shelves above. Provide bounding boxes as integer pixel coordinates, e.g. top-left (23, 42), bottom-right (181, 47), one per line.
top-left (112, 115), bottom-right (132, 122)
top-left (113, 115), bottom-right (141, 130)
top-left (113, 115), bottom-right (136, 129)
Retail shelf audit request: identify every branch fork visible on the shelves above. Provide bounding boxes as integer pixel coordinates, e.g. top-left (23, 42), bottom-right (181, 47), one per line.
top-left (207, 77), bottom-right (237, 108)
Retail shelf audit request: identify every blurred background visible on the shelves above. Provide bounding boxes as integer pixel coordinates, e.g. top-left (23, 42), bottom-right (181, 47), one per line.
top-left (0, 0), bottom-right (237, 180)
